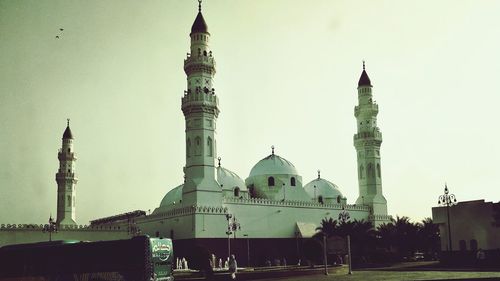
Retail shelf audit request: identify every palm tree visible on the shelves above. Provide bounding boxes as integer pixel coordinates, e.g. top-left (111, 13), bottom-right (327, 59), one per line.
top-left (418, 217), bottom-right (440, 254)
top-left (315, 217), bottom-right (338, 238)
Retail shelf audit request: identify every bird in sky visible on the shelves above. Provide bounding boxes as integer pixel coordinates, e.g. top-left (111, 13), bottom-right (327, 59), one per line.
top-left (55, 28), bottom-right (64, 39)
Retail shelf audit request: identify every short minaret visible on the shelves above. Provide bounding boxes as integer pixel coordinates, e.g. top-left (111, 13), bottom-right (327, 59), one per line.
top-left (181, 1), bottom-right (222, 205)
top-left (353, 62), bottom-right (388, 225)
top-left (55, 119), bottom-right (78, 226)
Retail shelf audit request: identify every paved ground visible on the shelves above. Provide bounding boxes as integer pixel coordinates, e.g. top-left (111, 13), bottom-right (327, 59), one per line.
top-left (256, 267), bottom-right (500, 281)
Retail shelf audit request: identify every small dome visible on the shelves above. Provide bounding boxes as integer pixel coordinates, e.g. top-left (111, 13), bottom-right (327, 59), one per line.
top-left (191, 12), bottom-right (208, 34)
top-left (217, 166), bottom-right (246, 191)
top-left (249, 154), bottom-right (298, 178)
top-left (304, 178), bottom-right (344, 201)
top-left (63, 125), bottom-right (73, 139)
top-left (159, 184), bottom-right (183, 207)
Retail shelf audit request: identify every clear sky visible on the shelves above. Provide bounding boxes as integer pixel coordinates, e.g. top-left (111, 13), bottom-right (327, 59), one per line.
top-left (1, 0), bottom-right (499, 225)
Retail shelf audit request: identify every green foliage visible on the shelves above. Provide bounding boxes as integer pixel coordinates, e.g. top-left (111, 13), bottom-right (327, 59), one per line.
top-left (312, 216), bottom-right (441, 264)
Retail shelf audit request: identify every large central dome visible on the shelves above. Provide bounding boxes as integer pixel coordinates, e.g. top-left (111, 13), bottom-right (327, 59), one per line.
top-left (249, 154), bottom-right (298, 177)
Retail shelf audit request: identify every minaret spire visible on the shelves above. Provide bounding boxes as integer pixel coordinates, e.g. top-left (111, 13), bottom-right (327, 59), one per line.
top-left (182, 2), bottom-right (221, 205)
top-left (353, 64), bottom-right (388, 226)
top-left (56, 120), bottom-right (78, 226)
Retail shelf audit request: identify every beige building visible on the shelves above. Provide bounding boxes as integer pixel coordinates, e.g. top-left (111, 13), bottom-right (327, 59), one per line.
top-left (432, 199), bottom-right (500, 252)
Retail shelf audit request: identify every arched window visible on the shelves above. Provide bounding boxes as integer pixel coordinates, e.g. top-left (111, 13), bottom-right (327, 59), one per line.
top-left (67, 195), bottom-right (71, 207)
top-left (198, 48), bottom-right (201, 56)
top-left (290, 177), bottom-right (296, 186)
top-left (377, 163), bottom-right (381, 178)
top-left (318, 196), bottom-right (324, 204)
top-left (234, 187), bottom-right (240, 197)
top-left (207, 137), bottom-right (213, 156)
top-left (194, 137), bottom-right (201, 156)
top-left (203, 50), bottom-right (207, 56)
top-left (470, 239), bottom-right (478, 251)
top-left (459, 240), bottom-right (466, 251)
top-left (248, 185), bottom-right (256, 198)
top-left (268, 177), bottom-right (275, 187)
top-left (359, 165), bottom-right (364, 179)
top-left (186, 138), bottom-right (191, 157)
top-left (337, 196), bottom-right (341, 204)
top-left (67, 148), bottom-right (70, 153)
top-left (367, 163), bottom-right (374, 178)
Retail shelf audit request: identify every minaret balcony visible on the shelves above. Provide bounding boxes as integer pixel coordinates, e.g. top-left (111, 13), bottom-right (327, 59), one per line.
top-left (56, 172), bottom-right (77, 180)
top-left (184, 55), bottom-right (215, 65)
top-left (57, 151), bottom-right (76, 161)
top-left (353, 131), bottom-right (383, 141)
top-left (354, 104), bottom-right (379, 117)
top-left (182, 91), bottom-right (218, 106)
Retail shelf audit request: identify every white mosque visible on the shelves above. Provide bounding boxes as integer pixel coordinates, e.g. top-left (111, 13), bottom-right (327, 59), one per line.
top-left (0, 1), bottom-right (390, 264)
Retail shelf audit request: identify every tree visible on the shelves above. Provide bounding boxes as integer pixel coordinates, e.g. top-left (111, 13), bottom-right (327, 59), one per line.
top-left (315, 217), bottom-right (338, 238)
top-left (417, 217), bottom-right (440, 254)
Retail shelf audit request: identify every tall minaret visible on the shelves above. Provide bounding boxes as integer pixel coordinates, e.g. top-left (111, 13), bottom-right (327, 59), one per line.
top-left (181, 1), bottom-right (222, 205)
top-left (55, 119), bottom-right (78, 226)
top-left (354, 62), bottom-right (388, 224)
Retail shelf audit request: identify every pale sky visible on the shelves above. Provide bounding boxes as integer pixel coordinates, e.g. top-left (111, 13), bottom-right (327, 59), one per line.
top-left (1, 0), bottom-right (499, 225)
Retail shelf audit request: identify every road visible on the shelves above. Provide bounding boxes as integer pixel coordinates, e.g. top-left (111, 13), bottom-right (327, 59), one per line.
top-left (254, 266), bottom-right (500, 281)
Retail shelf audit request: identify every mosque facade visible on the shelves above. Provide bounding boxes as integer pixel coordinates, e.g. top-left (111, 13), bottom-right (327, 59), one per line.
top-left (0, 2), bottom-right (390, 263)
top-left (89, 3), bottom-right (391, 262)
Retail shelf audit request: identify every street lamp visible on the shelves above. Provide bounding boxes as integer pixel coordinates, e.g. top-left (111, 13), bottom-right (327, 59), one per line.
top-left (225, 214), bottom-right (241, 260)
top-left (438, 184), bottom-right (457, 252)
top-left (42, 215), bottom-right (57, 241)
top-left (338, 207), bottom-right (352, 275)
top-left (243, 234), bottom-right (250, 266)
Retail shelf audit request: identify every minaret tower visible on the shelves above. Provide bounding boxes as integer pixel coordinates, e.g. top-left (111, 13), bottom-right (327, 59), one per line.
top-left (181, 0), bottom-right (222, 205)
top-left (55, 119), bottom-right (78, 226)
top-left (354, 62), bottom-right (388, 225)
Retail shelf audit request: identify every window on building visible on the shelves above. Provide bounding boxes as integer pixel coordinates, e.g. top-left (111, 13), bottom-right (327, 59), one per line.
top-left (377, 163), bottom-right (381, 178)
top-left (234, 187), bottom-right (240, 197)
top-left (194, 137), bottom-right (201, 156)
top-left (359, 165), bottom-right (364, 179)
top-left (459, 240), bottom-right (466, 251)
top-left (67, 195), bottom-right (71, 207)
top-left (248, 185), bottom-right (256, 198)
top-left (203, 50), bottom-right (207, 56)
top-left (67, 148), bottom-right (70, 153)
top-left (291, 177), bottom-right (296, 186)
top-left (470, 239), bottom-right (478, 251)
top-left (268, 177), bottom-right (275, 187)
top-left (318, 196), bottom-right (324, 204)
top-left (187, 138), bottom-right (191, 157)
top-left (207, 137), bottom-right (213, 156)
top-left (337, 196), bottom-right (341, 204)
top-left (367, 163), bottom-right (374, 178)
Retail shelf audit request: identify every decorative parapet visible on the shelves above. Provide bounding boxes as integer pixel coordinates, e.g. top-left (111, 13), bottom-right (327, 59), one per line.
top-left (139, 205), bottom-right (229, 223)
top-left (368, 214), bottom-right (393, 222)
top-left (0, 223), bottom-right (126, 232)
top-left (223, 197), bottom-right (371, 212)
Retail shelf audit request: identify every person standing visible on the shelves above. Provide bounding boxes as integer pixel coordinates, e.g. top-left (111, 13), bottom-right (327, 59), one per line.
top-left (228, 254), bottom-right (237, 280)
